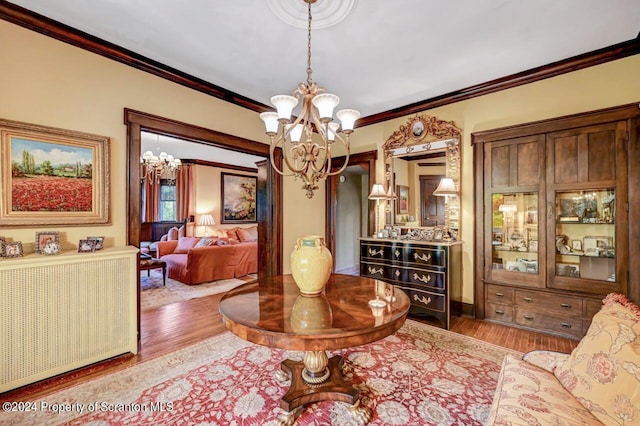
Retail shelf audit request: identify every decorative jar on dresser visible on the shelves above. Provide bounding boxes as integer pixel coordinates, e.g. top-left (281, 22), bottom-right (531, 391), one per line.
top-left (359, 237), bottom-right (462, 329)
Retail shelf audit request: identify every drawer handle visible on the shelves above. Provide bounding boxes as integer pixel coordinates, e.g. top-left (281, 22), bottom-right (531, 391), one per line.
top-left (414, 252), bottom-right (432, 263)
top-left (367, 266), bottom-right (383, 275)
top-left (412, 273), bottom-right (432, 284)
top-left (495, 292), bottom-right (504, 298)
top-left (523, 297), bottom-right (533, 303)
top-left (560, 303), bottom-right (572, 309)
top-left (561, 322), bottom-right (572, 329)
top-left (495, 310), bottom-right (505, 315)
top-left (413, 294), bottom-right (432, 305)
top-left (523, 315), bottom-right (534, 320)
top-left (368, 248), bottom-right (384, 257)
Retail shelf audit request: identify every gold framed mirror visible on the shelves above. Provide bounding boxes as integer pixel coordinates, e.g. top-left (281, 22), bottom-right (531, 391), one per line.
top-left (382, 114), bottom-right (461, 231)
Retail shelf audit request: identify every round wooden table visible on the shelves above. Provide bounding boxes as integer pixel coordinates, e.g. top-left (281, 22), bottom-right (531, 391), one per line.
top-left (219, 274), bottom-right (410, 425)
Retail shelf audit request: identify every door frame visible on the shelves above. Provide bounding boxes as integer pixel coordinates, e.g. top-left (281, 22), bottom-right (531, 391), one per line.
top-left (125, 109), bottom-right (283, 344)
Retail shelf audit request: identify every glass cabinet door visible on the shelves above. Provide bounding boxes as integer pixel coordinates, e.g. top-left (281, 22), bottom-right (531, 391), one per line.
top-left (551, 189), bottom-right (616, 292)
top-left (488, 192), bottom-right (542, 287)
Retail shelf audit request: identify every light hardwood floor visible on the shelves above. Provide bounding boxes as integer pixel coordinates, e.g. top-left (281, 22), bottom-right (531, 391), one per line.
top-left (1, 289), bottom-right (578, 402)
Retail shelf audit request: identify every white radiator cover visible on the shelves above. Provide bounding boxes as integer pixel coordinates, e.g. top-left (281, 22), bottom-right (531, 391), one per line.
top-left (1, 246), bottom-right (138, 392)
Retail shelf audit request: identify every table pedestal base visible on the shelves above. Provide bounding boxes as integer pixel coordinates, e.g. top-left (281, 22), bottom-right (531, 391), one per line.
top-left (277, 353), bottom-right (372, 425)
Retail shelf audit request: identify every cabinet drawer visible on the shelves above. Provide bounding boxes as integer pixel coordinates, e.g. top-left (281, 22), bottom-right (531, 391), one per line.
top-left (584, 299), bottom-right (602, 318)
top-left (485, 302), bottom-right (513, 323)
top-left (514, 307), bottom-right (583, 338)
top-left (515, 290), bottom-right (583, 317)
top-left (405, 268), bottom-right (445, 290)
top-left (360, 261), bottom-right (390, 280)
top-left (486, 284), bottom-right (514, 304)
top-left (404, 246), bottom-right (445, 267)
top-left (397, 285), bottom-right (446, 313)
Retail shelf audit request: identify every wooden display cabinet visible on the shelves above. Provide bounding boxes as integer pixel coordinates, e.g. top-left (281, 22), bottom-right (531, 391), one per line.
top-left (473, 103), bottom-right (639, 339)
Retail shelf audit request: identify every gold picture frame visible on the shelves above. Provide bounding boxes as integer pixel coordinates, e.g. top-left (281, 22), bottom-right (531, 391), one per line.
top-left (0, 118), bottom-right (110, 226)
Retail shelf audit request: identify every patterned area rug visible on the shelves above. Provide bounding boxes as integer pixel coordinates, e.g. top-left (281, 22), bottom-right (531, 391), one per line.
top-left (1, 320), bottom-right (521, 425)
top-left (140, 270), bottom-right (256, 310)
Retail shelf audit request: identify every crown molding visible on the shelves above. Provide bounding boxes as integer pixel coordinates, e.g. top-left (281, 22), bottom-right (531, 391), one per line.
top-left (2, 1), bottom-right (639, 127)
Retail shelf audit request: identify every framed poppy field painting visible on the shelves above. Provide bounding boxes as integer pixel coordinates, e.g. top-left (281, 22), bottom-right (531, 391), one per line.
top-left (0, 118), bottom-right (110, 226)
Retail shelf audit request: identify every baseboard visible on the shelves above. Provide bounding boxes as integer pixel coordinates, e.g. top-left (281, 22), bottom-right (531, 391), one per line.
top-left (452, 300), bottom-right (475, 318)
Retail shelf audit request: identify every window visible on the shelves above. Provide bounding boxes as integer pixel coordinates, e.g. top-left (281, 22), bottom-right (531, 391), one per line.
top-left (159, 179), bottom-right (177, 221)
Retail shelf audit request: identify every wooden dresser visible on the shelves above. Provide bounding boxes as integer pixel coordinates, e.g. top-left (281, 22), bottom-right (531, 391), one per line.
top-left (359, 238), bottom-right (462, 329)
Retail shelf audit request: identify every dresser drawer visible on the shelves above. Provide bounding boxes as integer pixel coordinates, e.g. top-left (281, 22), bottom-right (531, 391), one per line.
top-left (360, 261), bottom-right (390, 280)
top-left (396, 285), bottom-right (446, 313)
top-left (403, 246), bottom-right (445, 267)
top-left (584, 298), bottom-right (602, 318)
top-left (485, 302), bottom-right (513, 323)
top-left (361, 242), bottom-right (395, 262)
top-left (404, 268), bottom-right (445, 290)
top-left (514, 307), bottom-right (583, 338)
top-left (486, 284), bottom-right (514, 304)
top-left (515, 289), bottom-right (583, 317)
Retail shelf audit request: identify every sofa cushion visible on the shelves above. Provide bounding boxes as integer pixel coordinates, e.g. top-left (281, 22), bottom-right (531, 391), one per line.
top-left (194, 237), bottom-right (216, 248)
top-left (487, 355), bottom-right (602, 425)
top-left (178, 225), bottom-right (186, 239)
top-left (554, 293), bottom-right (640, 426)
top-left (173, 237), bottom-right (200, 253)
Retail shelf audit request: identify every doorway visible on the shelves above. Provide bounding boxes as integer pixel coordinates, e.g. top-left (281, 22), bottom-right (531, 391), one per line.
top-left (125, 109), bottom-right (283, 347)
top-left (419, 175), bottom-right (445, 226)
top-left (325, 151), bottom-right (377, 273)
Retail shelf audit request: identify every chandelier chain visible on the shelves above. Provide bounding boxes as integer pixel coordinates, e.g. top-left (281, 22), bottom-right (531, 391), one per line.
top-left (306, 1), bottom-right (313, 85)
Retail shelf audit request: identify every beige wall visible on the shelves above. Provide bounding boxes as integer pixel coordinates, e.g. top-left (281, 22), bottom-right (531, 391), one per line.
top-left (3, 20), bottom-right (640, 304)
top-left (348, 54), bottom-right (640, 304)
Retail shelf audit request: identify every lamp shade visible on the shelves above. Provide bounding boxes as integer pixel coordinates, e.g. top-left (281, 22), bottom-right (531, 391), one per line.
top-left (198, 214), bottom-right (215, 226)
top-left (368, 183), bottom-right (387, 200)
top-left (260, 112), bottom-right (279, 134)
top-left (433, 178), bottom-right (458, 197)
top-left (336, 109), bottom-right (360, 133)
top-left (312, 93), bottom-right (340, 120)
top-left (498, 204), bottom-right (517, 213)
top-left (271, 95), bottom-right (298, 121)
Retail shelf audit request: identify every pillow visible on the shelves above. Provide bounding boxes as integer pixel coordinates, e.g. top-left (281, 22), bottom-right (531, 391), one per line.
top-left (173, 237), bottom-right (199, 254)
top-left (194, 237), bottom-right (216, 248)
top-left (553, 293), bottom-right (640, 426)
top-left (236, 228), bottom-right (255, 242)
top-left (178, 225), bottom-right (186, 239)
top-left (246, 226), bottom-right (258, 241)
top-left (225, 227), bottom-right (239, 240)
top-left (215, 239), bottom-right (229, 246)
top-left (167, 227), bottom-right (179, 241)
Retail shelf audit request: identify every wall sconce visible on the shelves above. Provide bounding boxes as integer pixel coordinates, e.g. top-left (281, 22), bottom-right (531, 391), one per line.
top-left (368, 183), bottom-right (387, 235)
top-left (198, 214), bottom-right (215, 237)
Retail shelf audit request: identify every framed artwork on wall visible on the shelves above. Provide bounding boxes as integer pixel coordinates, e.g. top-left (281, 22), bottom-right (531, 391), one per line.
top-left (396, 185), bottom-right (410, 214)
top-left (0, 118), bottom-right (110, 226)
top-left (221, 172), bottom-right (257, 223)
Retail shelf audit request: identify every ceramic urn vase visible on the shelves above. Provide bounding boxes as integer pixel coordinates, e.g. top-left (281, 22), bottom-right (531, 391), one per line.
top-left (290, 235), bottom-right (332, 296)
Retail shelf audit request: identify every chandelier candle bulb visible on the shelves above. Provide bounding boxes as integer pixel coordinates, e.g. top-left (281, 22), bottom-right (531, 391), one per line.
top-left (326, 122), bottom-right (340, 141)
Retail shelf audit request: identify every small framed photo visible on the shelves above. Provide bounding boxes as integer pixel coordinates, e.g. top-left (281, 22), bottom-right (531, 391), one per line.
top-left (528, 240), bottom-right (538, 253)
top-left (78, 239), bottom-right (96, 253)
top-left (87, 236), bottom-right (104, 250)
top-left (492, 232), bottom-right (503, 244)
top-left (433, 227), bottom-right (444, 241)
top-left (5, 241), bottom-right (23, 258)
top-left (571, 240), bottom-right (583, 251)
top-left (35, 231), bottom-right (60, 254)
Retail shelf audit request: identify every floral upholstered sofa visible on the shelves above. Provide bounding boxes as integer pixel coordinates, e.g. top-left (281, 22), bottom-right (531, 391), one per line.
top-left (487, 293), bottom-right (640, 426)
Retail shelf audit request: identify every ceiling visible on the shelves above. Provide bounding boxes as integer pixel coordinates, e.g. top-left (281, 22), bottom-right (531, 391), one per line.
top-left (4, 1), bottom-right (640, 165)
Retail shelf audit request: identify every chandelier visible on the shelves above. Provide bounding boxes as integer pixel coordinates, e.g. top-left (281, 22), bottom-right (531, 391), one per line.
top-left (141, 135), bottom-right (182, 184)
top-left (259, 0), bottom-right (360, 199)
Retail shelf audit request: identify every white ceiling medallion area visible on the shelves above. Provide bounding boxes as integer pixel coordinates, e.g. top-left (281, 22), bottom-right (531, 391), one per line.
top-left (265, 0), bottom-right (357, 29)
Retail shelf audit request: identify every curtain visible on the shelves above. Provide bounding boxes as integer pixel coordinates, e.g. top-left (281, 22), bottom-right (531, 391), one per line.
top-left (176, 164), bottom-right (193, 222)
top-left (142, 177), bottom-right (160, 222)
